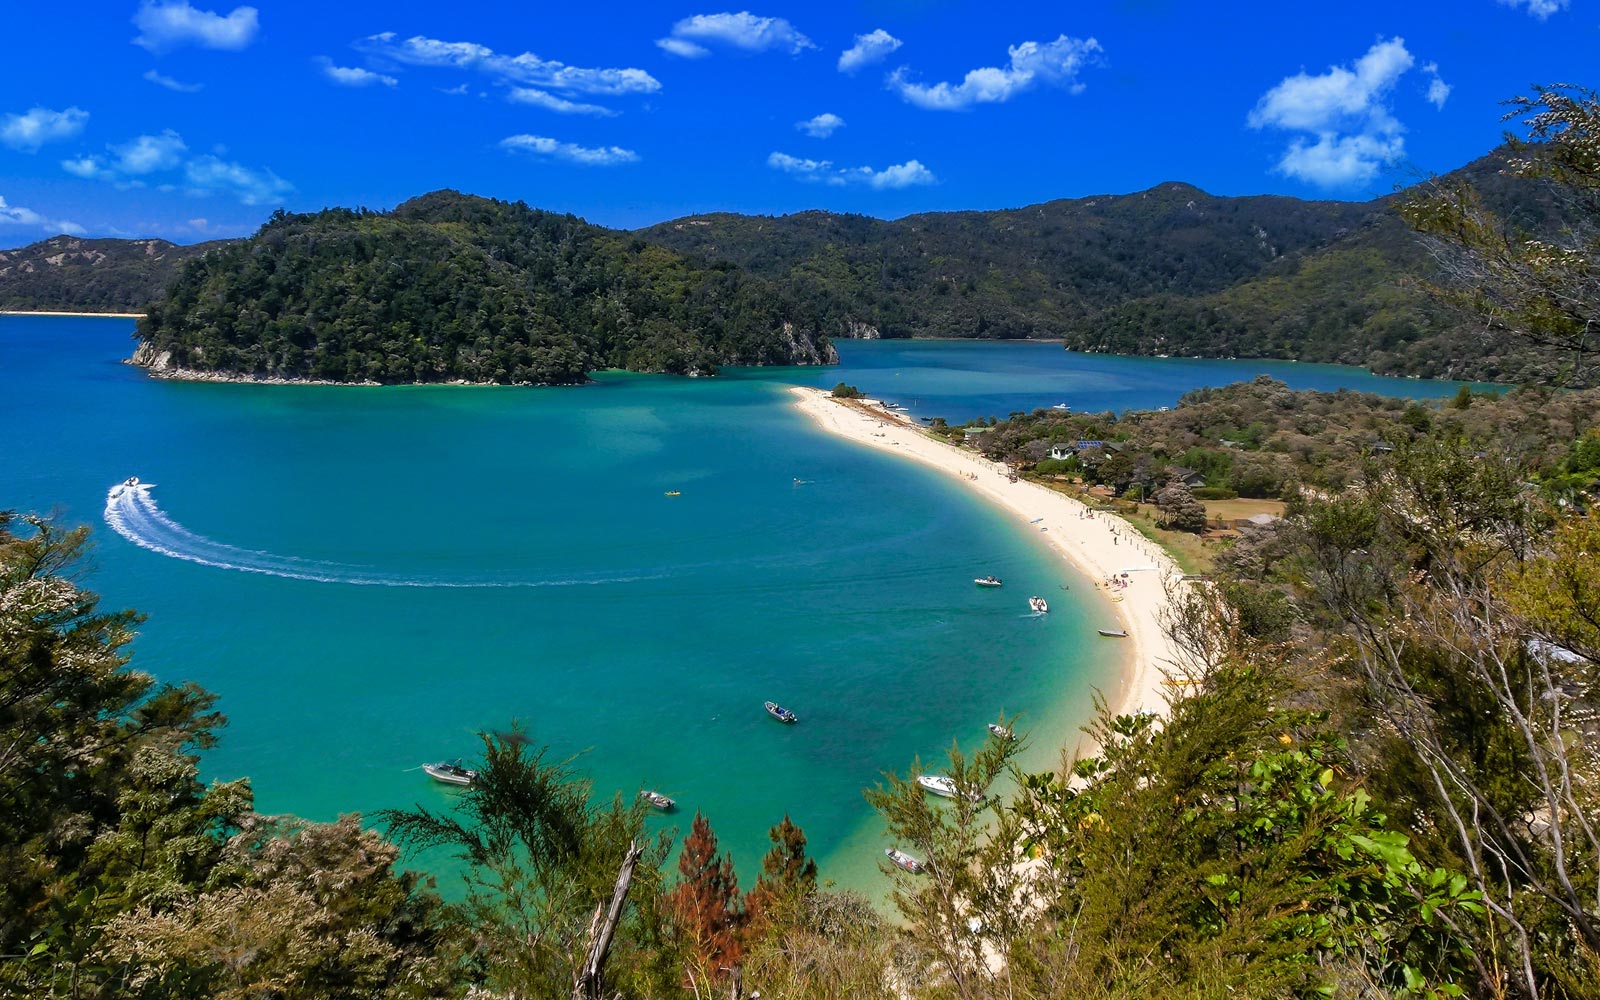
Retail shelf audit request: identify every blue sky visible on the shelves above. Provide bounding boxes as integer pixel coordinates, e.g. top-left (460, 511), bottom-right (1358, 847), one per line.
top-left (0, 0), bottom-right (1594, 245)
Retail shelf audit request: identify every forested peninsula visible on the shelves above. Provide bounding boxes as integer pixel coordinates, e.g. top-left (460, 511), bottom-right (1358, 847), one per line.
top-left (130, 191), bottom-right (836, 385)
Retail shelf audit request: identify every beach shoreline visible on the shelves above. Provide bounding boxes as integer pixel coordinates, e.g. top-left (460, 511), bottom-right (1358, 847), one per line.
top-left (0, 310), bottom-right (147, 318)
top-left (789, 386), bottom-right (1182, 725)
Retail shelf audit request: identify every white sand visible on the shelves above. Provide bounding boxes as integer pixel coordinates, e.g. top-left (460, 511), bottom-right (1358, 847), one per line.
top-left (790, 387), bottom-right (1183, 721)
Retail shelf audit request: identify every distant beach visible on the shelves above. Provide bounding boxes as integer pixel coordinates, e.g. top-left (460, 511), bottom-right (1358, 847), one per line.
top-left (790, 386), bottom-right (1183, 725)
top-left (0, 310), bottom-right (146, 318)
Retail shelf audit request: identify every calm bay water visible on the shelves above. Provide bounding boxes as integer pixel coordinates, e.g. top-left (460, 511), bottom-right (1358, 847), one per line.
top-left (0, 316), bottom-right (1482, 891)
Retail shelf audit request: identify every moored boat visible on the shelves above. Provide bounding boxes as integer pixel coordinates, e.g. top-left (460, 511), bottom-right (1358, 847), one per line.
top-left (917, 774), bottom-right (983, 802)
top-left (639, 790), bottom-right (676, 811)
top-left (422, 759), bottom-right (477, 786)
top-left (974, 575), bottom-right (1003, 587)
top-left (1029, 596), bottom-right (1049, 613)
top-left (1098, 629), bottom-right (1129, 638)
top-left (987, 723), bottom-right (1014, 740)
top-left (764, 700), bottom-right (798, 724)
top-left (884, 847), bottom-right (926, 874)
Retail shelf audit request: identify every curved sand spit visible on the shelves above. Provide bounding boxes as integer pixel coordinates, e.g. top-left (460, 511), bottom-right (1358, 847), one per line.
top-left (790, 386), bottom-right (1184, 722)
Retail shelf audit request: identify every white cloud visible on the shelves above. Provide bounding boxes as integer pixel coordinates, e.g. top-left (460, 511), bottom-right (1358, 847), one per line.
top-left (440, 84), bottom-right (471, 96)
top-left (1248, 37), bottom-right (1442, 186)
top-left (657, 11), bottom-right (814, 57)
top-left (0, 195), bottom-right (85, 235)
top-left (500, 134), bottom-right (639, 166)
top-left (767, 151), bottom-right (935, 189)
top-left (144, 69), bottom-right (204, 93)
top-left (61, 156), bottom-right (111, 180)
top-left (890, 34), bottom-right (1102, 111)
top-left (1, 107), bottom-right (89, 152)
top-left (360, 32), bottom-right (660, 96)
top-left (184, 155), bottom-right (292, 204)
top-left (1498, 0), bottom-right (1569, 18)
top-left (1423, 62), bottom-right (1450, 109)
top-left (796, 113), bottom-right (844, 138)
top-left (112, 130), bottom-right (189, 174)
top-left (132, 1), bottom-right (259, 53)
top-left (838, 29), bottom-right (901, 73)
top-left (320, 59), bottom-right (398, 87)
top-left (507, 88), bottom-right (616, 116)
top-left (656, 37), bottom-right (711, 59)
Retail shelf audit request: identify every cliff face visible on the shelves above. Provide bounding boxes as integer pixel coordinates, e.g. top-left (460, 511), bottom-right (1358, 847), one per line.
top-left (133, 192), bottom-right (834, 385)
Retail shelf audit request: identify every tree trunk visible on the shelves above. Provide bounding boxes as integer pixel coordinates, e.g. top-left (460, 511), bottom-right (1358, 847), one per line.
top-left (574, 840), bottom-right (644, 1000)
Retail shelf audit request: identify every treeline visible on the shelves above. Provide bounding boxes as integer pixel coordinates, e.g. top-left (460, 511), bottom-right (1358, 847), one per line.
top-left (946, 376), bottom-right (1600, 507)
top-left (0, 237), bottom-right (224, 313)
top-left (133, 192), bottom-right (835, 385)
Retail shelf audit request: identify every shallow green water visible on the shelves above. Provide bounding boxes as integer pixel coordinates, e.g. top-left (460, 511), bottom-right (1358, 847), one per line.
top-left (0, 317), bottom-right (1482, 891)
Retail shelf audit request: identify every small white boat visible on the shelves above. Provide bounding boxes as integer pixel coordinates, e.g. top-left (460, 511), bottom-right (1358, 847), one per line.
top-left (765, 701), bottom-right (799, 724)
top-left (974, 575), bottom-right (1003, 587)
top-left (917, 774), bottom-right (983, 802)
top-left (987, 723), bottom-right (1014, 740)
top-left (1051, 403), bottom-right (1070, 411)
top-left (422, 760), bottom-right (477, 786)
top-left (884, 847), bottom-right (926, 874)
top-left (1029, 596), bottom-right (1049, 614)
top-left (639, 790), bottom-right (676, 811)
top-left (1098, 629), bottom-right (1129, 638)
top-left (110, 476), bottom-right (142, 499)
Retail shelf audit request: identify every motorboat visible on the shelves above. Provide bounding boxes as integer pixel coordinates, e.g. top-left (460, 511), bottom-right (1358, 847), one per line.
top-left (764, 701), bottom-right (798, 724)
top-left (1051, 403), bottom-right (1070, 411)
top-left (974, 575), bottom-right (1003, 587)
top-left (1098, 629), bottom-right (1129, 638)
top-left (1029, 596), bottom-right (1049, 614)
top-left (111, 476), bottom-right (141, 499)
top-left (664, 490), bottom-right (681, 497)
top-left (422, 760), bottom-right (477, 786)
top-left (639, 790), bottom-right (676, 811)
top-left (987, 723), bottom-right (1014, 740)
top-left (884, 847), bottom-right (926, 874)
top-left (917, 774), bottom-right (982, 802)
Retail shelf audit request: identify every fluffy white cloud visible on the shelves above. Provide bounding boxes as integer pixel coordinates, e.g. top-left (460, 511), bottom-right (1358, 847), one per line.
top-left (1, 107), bottom-right (89, 152)
top-left (1248, 38), bottom-right (1444, 186)
top-left (657, 12), bottom-right (814, 57)
top-left (767, 151), bottom-right (935, 189)
top-left (796, 113), bottom-right (844, 138)
top-left (360, 32), bottom-right (659, 96)
top-left (320, 60), bottom-right (398, 87)
top-left (500, 134), bottom-right (639, 166)
top-left (132, 1), bottom-right (258, 53)
top-left (1498, 0), bottom-right (1569, 18)
top-left (837, 28), bottom-right (901, 73)
top-left (143, 69), bottom-right (204, 92)
top-left (507, 88), bottom-right (616, 116)
top-left (183, 155), bottom-right (292, 204)
top-left (61, 156), bottom-right (111, 180)
top-left (890, 34), bottom-right (1102, 111)
top-left (112, 130), bottom-right (189, 174)
top-left (1423, 62), bottom-right (1450, 109)
top-left (0, 195), bottom-right (85, 235)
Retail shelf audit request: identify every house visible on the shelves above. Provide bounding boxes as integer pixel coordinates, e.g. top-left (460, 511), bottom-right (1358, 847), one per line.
top-left (1166, 465), bottom-right (1207, 488)
top-left (963, 428), bottom-right (992, 444)
top-left (1048, 443), bottom-right (1076, 461)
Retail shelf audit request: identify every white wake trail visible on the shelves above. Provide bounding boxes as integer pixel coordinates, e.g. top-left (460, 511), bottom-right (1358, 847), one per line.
top-left (102, 480), bottom-right (661, 588)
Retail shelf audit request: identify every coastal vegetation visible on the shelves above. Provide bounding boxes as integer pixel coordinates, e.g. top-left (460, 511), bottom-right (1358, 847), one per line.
top-left (0, 236), bottom-right (224, 313)
top-left (132, 191), bottom-right (835, 384)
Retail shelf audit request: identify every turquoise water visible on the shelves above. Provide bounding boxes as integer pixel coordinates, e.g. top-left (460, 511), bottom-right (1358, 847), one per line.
top-left (0, 317), bottom-right (1484, 891)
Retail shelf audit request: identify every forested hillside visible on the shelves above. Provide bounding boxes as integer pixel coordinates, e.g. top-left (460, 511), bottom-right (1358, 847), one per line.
top-left (133, 191), bottom-right (835, 385)
top-left (0, 236), bottom-right (226, 312)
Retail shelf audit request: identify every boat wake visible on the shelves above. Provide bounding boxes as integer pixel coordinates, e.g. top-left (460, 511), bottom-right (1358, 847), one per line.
top-left (103, 480), bottom-right (661, 589)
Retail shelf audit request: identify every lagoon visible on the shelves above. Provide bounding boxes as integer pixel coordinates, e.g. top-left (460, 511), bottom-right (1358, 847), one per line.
top-left (0, 315), bottom-right (1483, 890)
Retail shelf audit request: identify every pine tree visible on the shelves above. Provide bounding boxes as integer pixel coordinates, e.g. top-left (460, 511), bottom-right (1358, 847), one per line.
top-left (744, 815), bottom-right (818, 940)
top-left (667, 812), bottom-right (744, 980)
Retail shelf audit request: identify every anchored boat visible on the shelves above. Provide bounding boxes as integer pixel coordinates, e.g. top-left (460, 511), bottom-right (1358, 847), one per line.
top-left (974, 575), bottom-right (1003, 587)
top-left (639, 790), bottom-right (676, 811)
top-left (884, 847), bottom-right (926, 874)
top-left (764, 701), bottom-right (798, 724)
top-left (422, 760), bottom-right (477, 787)
top-left (1029, 596), bottom-right (1049, 613)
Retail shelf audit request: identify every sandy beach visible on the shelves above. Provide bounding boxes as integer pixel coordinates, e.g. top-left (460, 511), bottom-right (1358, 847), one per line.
top-left (790, 386), bottom-right (1183, 721)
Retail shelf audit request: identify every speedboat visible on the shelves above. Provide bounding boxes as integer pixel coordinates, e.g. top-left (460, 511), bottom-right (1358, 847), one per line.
top-left (1029, 596), bottom-right (1049, 613)
top-left (917, 774), bottom-right (983, 802)
top-left (664, 490), bottom-right (681, 497)
top-left (884, 847), bottom-right (926, 874)
top-left (422, 760), bottom-right (477, 786)
top-left (764, 701), bottom-right (798, 724)
top-left (639, 790), bottom-right (676, 811)
top-left (974, 575), bottom-right (1003, 587)
top-left (1051, 403), bottom-right (1070, 411)
top-left (987, 723), bottom-right (1014, 740)
top-left (1098, 629), bottom-right (1129, 638)
top-left (111, 476), bottom-right (141, 499)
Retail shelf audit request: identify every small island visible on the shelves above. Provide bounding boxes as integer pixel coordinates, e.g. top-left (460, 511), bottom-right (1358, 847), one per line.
top-left (130, 191), bottom-right (837, 385)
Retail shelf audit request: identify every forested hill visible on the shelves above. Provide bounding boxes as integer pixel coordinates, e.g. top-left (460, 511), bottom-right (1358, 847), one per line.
top-left (0, 236), bottom-right (227, 312)
top-left (638, 151), bottom-right (1568, 384)
top-left (133, 191), bottom-right (835, 385)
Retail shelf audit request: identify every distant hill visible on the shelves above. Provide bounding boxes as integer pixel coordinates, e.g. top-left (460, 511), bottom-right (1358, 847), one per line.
top-left (133, 191), bottom-right (835, 385)
top-left (0, 236), bottom-right (229, 313)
